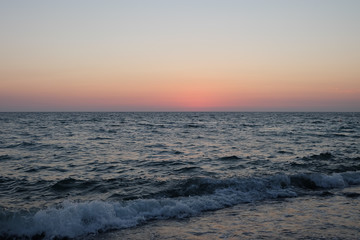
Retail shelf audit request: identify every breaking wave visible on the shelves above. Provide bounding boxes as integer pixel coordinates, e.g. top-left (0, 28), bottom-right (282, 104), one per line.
top-left (1, 171), bottom-right (360, 239)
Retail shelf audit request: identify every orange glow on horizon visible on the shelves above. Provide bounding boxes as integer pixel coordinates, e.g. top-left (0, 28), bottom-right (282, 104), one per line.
top-left (1, 69), bottom-right (360, 111)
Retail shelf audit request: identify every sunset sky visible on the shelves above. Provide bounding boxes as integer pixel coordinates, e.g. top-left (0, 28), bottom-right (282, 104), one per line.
top-left (1, 0), bottom-right (359, 111)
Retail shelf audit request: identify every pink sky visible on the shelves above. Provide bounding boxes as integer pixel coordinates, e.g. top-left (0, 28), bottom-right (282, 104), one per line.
top-left (1, 1), bottom-right (359, 111)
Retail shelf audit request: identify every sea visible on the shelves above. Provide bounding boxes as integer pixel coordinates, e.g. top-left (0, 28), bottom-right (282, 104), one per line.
top-left (0, 112), bottom-right (359, 239)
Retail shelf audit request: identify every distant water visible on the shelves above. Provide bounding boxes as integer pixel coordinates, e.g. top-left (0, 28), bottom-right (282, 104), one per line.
top-left (0, 112), bottom-right (359, 239)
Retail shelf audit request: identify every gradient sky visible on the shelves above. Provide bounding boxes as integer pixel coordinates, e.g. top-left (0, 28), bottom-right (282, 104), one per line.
top-left (1, 0), bottom-right (359, 111)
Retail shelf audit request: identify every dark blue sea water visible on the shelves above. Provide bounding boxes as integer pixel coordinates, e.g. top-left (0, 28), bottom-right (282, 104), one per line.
top-left (0, 112), bottom-right (359, 239)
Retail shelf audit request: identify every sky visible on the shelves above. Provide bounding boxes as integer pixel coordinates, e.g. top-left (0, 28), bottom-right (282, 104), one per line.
top-left (1, 0), bottom-right (360, 112)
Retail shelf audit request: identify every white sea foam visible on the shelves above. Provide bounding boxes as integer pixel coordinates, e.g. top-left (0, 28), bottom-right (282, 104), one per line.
top-left (1, 198), bottom-right (223, 239)
top-left (341, 171), bottom-right (360, 185)
top-left (308, 173), bottom-right (347, 188)
top-left (0, 184), bottom-right (295, 238)
top-left (1, 171), bottom-right (360, 239)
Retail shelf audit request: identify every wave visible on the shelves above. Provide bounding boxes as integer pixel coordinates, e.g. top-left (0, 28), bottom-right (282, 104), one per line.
top-left (4, 141), bottom-right (64, 151)
top-left (173, 166), bottom-right (201, 173)
top-left (305, 152), bottom-right (333, 160)
top-left (5, 141), bottom-right (37, 148)
top-left (1, 171), bottom-right (360, 239)
top-left (0, 155), bottom-right (13, 161)
top-left (183, 123), bottom-right (205, 128)
top-left (51, 178), bottom-right (97, 192)
top-left (291, 154), bottom-right (360, 173)
top-left (87, 137), bottom-right (113, 141)
top-left (218, 155), bottom-right (242, 161)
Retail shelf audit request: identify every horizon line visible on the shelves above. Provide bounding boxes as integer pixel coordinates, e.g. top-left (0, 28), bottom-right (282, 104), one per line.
top-left (1, 110), bottom-right (359, 113)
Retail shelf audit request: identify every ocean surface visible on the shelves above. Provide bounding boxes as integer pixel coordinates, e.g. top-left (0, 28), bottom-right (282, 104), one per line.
top-left (0, 112), bottom-right (359, 239)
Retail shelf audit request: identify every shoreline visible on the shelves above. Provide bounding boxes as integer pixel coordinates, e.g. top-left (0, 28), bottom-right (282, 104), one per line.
top-left (90, 186), bottom-right (360, 240)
